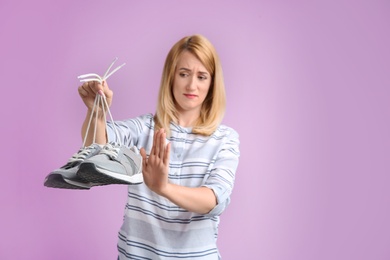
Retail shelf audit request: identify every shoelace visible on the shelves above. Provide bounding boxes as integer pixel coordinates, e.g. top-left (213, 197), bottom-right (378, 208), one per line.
top-left (68, 145), bottom-right (98, 163)
top-left (78, 58), bottom-right (123, 148)
top-left (77, 57), bottom-right (126, 84)
top-left (100, 142), bottom-right (121, 159)
top-left (59, 97), bottom-right (101, 165)
top-left (82, 94), bottom-right (100, 148)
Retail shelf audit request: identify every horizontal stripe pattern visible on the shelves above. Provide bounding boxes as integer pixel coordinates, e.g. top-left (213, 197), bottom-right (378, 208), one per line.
top-left (107, 114), bottom-right (240, 260)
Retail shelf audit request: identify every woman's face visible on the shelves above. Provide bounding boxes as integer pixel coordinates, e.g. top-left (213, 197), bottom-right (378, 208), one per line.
top-left (172, 51), bottom-right (212, 117)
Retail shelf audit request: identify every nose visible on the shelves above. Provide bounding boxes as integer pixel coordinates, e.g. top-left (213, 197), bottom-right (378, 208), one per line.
top-left (186, 75), bottom-right (197, 90)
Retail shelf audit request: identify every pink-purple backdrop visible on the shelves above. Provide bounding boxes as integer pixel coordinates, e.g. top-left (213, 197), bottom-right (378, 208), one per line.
top-left (1, 0), bottom-right (389, 259)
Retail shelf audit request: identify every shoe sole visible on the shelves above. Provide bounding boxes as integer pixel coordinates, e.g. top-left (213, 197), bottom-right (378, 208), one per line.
top-left (77, 162), bottom-right (143, 185)
top-left (44, 174), bottom-right (90, 190)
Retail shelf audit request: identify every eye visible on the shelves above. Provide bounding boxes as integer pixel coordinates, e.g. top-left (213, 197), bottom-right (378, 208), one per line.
top-left (179, 72), bottom-right (189, 78)
top-left (198, 75), bottom-right (207, 80)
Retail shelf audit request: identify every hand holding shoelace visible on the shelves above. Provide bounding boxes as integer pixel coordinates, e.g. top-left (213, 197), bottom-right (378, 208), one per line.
top-left (77, 57), bottom-right (124, 112)
top-left (140, 128), bottom-right (171, 196)
top-left (78, 80), bottom-right (113, 112)
top-left (78, 58), bottom-right (125, 146)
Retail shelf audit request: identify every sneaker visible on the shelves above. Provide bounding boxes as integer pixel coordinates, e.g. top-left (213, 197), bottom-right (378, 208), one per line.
top-left (44, 143), bottom-right (103, 190)
top-left (77, 142), bottom-right (143, 185)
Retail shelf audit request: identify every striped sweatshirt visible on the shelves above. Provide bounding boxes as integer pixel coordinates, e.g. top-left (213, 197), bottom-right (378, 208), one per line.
top-left (106, 114), bottom-right (240, 260)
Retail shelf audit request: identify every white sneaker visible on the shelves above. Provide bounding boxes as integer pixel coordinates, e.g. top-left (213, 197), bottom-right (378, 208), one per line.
top-left (77, 142), bottom-right (143, 185)
top-left (44, 144), bottom-right (103, 190)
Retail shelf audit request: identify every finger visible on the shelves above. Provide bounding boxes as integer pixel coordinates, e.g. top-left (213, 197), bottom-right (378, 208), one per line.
top-left (102, 80), bottom-right (108, 92)
top-left (81, 82), bottom-right (91, 94)
top-left (150, 131), bottom-right (158, 155)
top-left (153, 130), bottom-right (160, 157)
top-left (85, 81), bottom-right (93, 93)
top-left (93, 81), bottom-right (104, 94)
top-left (106, 88), bottom-right (113, 102)
top-left (86, 81), bottom-right (100, 94)
top-left (140, 147), bottom-right (147, 168)
top-left (79, 83), bottom-right (97, 101)
top-left (78, 85), bottom-right (89, 98)
top-left (140, 147), bottom-right (147, 161)
top-left (159, 129), bottom-right (166, 159)
top-left (163, 142), bottom-right (171, 165)
top-left (97, 81), bottom-right (104, 92)
top-left (102, 81), bottom-right (114, 104)
top-left (155, 129), bottom-right (162, 158)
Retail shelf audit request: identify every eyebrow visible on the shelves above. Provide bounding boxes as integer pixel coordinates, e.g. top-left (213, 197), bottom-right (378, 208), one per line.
top-left (178, 67), bottom-right (209, 75)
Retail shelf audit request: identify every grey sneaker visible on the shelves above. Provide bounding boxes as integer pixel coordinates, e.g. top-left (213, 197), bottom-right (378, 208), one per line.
top-left (44, 143), bottom-right (103, 190)
top-left (77, 142), bottom-right (143, 185)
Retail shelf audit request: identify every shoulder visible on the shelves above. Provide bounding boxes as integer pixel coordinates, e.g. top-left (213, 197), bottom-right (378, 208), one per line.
top-left (209, 125), bottom-right (240, 154)
top-left (134, 113), bottom-right (154, 123)
top-left (125, 113), bottom-right (155, 128)
top-left (212, 125), bottom-right (240, 158)
top-left (109, 113), bottom-right (155, 133)
top-left (214, 124), bottom-right (239, 141)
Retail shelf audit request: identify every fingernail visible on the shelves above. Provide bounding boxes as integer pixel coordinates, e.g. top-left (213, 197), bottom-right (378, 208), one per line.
top-left (98, 90), bottom-right (105, 97)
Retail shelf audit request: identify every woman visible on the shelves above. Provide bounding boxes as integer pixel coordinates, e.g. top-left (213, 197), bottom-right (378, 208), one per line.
top-left (78, 34), bottom-right (240, 259)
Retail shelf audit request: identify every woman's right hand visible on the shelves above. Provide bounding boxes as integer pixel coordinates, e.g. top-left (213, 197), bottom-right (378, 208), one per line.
top-left (78, 80), bottom-right (113, 111)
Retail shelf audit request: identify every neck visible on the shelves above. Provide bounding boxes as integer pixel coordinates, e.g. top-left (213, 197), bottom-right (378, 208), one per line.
top-left (177, 110), bottom-right (200, 127)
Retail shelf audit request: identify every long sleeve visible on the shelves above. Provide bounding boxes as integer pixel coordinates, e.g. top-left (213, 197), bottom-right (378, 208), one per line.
top-left (203, 128), bottom-right (240, 217)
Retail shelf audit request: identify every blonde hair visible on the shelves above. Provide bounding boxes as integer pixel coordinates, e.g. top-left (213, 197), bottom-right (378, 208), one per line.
top-left (154, 34), bottom-right (226, 136)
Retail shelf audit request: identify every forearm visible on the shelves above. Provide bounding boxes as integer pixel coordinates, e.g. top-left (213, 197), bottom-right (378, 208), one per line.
top-left (161, 183), bottom-right (217, 215)
top-left (81, 109), bottom-right (108, 146)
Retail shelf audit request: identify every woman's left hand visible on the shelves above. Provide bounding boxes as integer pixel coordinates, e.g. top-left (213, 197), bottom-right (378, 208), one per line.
top-left (140, 128), bottom-right (171, 195)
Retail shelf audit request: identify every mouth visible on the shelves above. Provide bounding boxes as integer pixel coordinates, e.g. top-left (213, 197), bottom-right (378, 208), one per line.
top-left (184, 94), bottom-right (197, 99)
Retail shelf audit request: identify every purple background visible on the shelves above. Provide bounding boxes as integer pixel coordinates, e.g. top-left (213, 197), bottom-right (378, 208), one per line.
top-left (1, 0), bottom-right (389, 259)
